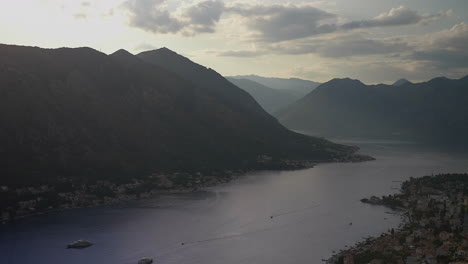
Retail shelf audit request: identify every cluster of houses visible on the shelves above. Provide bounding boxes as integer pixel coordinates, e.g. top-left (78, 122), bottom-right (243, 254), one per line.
top-left (1, 179), bottom-right (145, 222)
top-left (1, 171), bottom-right (236, 223)
top-left (330, 174), bottom-right (468, 264)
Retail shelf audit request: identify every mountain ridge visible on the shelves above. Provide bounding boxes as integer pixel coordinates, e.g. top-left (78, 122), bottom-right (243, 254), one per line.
top-left (0, 44), bottom-right (363, 186)
top-left (227, 74), bottom-right (321, 99)
top-left (276, 76), bottom-right (468, 145)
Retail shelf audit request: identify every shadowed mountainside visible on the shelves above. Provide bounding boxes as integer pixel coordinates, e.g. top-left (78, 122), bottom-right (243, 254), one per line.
top-left (225, 77), bottom-right (298, 113)
top-left (277, 76), bottom-right (468, 146)
top-left (0, 44), bottom-right (361, 185)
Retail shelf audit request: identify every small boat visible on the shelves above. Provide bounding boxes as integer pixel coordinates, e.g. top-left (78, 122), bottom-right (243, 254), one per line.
top-left (66, 240), bottom-right (93, 249)
top-left (138, 258), bottom-right (153, 264)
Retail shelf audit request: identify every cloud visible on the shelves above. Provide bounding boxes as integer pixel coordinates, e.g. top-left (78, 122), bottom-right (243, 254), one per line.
top-left (185, 0), bottom-right (224, 33)
top-left (411, 49), bottom-right (468, 68)
top-left (217, 49), bottom-right (266, 57)
top-left (215, 20), bottom-right (468, 68)
top-left (123, 0), bottom-right (183, 34)
top-left (408, 23), bottom-right (468, 68)
top-left (270, 34), bottom-right (408, 57)
top-left (216, 33), bottom-right (408, 58)
top-left (226, 3), bottom-right (337, 42)
top-left (223, 5), bottom-right (449, 42)
top-left (318, 36), bottom-right (407, 57)
top-left (422, 22), bottom-right (468, 50)
top-left (122, 0), bottom-right (224, 35)
top-left (341, 6), bottom-right (451, 30)
top-left (122, 1), bottom-right (338, 40)
top-left (121, 1), bottom-right (451, 43)
top-left (287, 59), bottom-right (440, 84)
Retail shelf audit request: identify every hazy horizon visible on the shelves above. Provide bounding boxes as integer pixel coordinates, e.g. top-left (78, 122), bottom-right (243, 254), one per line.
top-left (1, 0), bottom-right (467, 83)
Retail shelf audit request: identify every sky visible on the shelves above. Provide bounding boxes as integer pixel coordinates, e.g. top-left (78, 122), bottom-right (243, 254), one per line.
top-left (1, 0), bottom-right (467, 84)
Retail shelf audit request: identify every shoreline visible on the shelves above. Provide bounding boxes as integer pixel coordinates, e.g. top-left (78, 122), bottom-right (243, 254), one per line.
top-left (1, 170), bottom-right (242, 224)
top-left (1, 154), bottom-right (374, 224)
top-left (327, 173), bottom-right (468, 264)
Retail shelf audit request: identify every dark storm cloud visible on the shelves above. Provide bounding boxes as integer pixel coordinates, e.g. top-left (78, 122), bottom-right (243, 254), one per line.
top-left (122, 0), bottom-right (224, 34)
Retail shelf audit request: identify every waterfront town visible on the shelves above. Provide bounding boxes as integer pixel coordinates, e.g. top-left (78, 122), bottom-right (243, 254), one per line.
top-left (1, 153), bottom-right (371, 223)
top-left (0, 171), bottom-right (241, 223)
top-left (329, 174), bottom-right (468, 264)
top-left (3, 170), bottom-right (466, 264)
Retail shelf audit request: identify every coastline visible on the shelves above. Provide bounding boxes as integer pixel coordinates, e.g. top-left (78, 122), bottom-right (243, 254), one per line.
top-left (1, 153), bottom-right (374, 224)
top-left (327, 173), bottom-right (468, 264)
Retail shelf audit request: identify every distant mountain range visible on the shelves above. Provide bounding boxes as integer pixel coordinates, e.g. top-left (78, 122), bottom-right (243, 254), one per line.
top-left (225, 78), bottom-right (297, 113)
top-left (0, 44), bottom-right (360, 185)
top-left (276, 76), bottom-right (468, 146)
top-left (228, 75), bottom-right (321, 99)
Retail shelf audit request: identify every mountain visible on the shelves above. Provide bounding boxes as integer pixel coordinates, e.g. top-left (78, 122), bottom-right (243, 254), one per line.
top-left (0, 44), bottom-right (361, 185)
top-left (276, 76), bottom-right (468, 145)
top-left (393, 78), bottom-right (412, 86)
top-left (228, 75), bottom-right (321, 98)
top-left (225, 77), bottom-right (298, 113)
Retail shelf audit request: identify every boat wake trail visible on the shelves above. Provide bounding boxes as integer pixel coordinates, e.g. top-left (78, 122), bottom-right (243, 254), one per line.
top-left (179, 212), bottom-right (315, 247)
top-left (270, 204), bottom-right (320, 219)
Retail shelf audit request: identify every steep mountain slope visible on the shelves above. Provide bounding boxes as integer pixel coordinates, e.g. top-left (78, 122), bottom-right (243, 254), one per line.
top-left (228, 75), bottom-right (320, 98)
top-left (0, 44), bottom-right (359, 185)
top-left (226, 77), bottom-right (298, 113)
top-left (137, 47), bottom-right (362, 152)
top-left (277, 77), bottom-right (468, 145)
